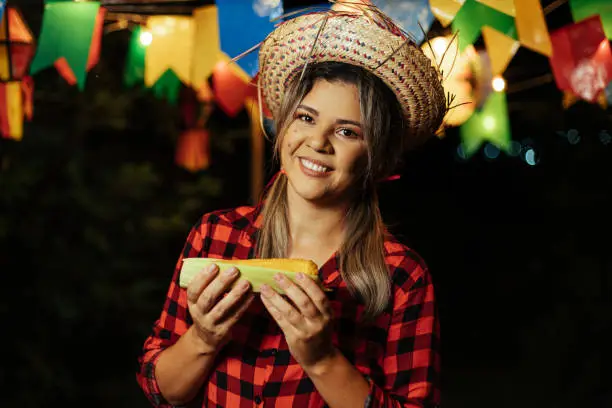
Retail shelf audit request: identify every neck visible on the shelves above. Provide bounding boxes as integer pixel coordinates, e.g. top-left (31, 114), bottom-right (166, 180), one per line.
top-left (285, 188), bottom-right (349, 252)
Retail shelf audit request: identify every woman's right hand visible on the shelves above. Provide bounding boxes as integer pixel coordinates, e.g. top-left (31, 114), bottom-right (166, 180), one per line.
top-left (186, 264), bottom-right (254, 354)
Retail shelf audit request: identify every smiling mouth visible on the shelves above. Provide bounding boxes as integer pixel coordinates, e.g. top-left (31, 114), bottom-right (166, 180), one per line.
top-left (299, 158), bottom-right (332, 174)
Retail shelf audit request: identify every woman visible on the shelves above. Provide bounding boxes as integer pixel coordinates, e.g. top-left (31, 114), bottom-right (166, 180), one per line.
top-left (136, 4), bottom-right (446, 408)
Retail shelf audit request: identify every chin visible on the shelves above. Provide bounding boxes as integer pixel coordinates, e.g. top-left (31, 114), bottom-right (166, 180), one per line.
top-left (292, 183), bottom-right (330, 202)
top-left (288, 176), bottom-right (351, 206)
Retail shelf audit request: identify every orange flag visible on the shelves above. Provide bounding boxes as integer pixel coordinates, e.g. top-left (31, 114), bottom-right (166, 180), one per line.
top-left (175, 129), bottom-right (211, 172)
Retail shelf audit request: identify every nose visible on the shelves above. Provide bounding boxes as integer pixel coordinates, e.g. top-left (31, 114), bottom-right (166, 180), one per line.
top-left (306, 128), bottom-right (333, 154)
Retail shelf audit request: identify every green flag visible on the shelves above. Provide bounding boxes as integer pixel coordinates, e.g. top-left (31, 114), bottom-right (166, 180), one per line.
top-left (152, 69), bottom-right (181, 105)
top-left (460, 91), bottom-right (512, 158)
top-left (452, 0), bottom-right (517, 51)
top-left (569, 0), bottom-right (612, 39)
top-left (124, 26), bottom-right (146, 87)
top-left (29, 1), bottom-right (99, 90)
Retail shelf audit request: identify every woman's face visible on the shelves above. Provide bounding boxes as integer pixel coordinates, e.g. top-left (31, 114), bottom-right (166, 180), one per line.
top-left (280, 79), bottom-right (368, 206)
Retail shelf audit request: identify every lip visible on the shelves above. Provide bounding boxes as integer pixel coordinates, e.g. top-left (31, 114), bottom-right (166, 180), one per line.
top-left (298, 157), bottom-right (333, 178)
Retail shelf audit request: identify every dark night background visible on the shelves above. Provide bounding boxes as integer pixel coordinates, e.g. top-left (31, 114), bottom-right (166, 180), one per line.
top-left (1, 0), bottom-right (609, 407)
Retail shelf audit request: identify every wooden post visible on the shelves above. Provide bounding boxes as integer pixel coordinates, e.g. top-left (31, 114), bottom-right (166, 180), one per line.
top-left (245, 98), bottom-right (264, 205)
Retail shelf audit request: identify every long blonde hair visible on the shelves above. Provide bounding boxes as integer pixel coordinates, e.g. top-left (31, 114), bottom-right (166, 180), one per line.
top-left (256, 62), bottom-right (407, 320)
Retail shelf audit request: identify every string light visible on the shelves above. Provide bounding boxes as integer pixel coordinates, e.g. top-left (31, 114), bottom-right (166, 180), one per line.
top-left (431, 36), bottom-right (449, 56)
top-left (492, 75), bottom-right (506, 92)
top-left (139, 30), bottom-right (152, 46)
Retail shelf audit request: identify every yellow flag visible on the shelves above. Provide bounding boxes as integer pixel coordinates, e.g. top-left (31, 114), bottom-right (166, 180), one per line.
top-left (145, 16), bottom-right (195, 86)
top-left (563, 90), bottom-right (608, 110)
top-left (515, 0), bottom-right (552, 56)
top-left (482, 26), bottom-right (519, 75)
top-left (477, 0), bottom-right (515, 16)
top-left (191, 6), bottom-right (222, 90)
top-left (3, 82), bottom-right (24, 141)
top-left (429, 0), bottom-right (464, 27)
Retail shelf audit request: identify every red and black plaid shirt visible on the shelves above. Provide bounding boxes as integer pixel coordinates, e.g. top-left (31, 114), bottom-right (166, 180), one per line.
top-left (136, 205), bottom-right (440, 407)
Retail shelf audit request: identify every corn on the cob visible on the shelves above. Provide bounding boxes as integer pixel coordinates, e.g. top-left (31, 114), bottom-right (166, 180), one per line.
top-left (179, 257), bottom-right (324, 294)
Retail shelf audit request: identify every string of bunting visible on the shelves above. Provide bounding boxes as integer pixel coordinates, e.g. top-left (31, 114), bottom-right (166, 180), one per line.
top-left (1, 0), bottom-right (611, 167)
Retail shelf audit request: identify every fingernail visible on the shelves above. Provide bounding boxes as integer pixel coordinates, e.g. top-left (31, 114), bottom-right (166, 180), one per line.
top-left (273, 273), bottom-right (284, 282)
top-left (206, 264), bottom-right (217, 273)
top-left (260, 284), bottom-right (271, 296)
top-left (296, 272), bottom-right (304, 280)
top-left (224, 267), bottom-right (238, 277)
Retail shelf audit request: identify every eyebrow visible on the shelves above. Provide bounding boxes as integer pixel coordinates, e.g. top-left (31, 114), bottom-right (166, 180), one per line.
top-left (297, 104), bottom-right (362, 128)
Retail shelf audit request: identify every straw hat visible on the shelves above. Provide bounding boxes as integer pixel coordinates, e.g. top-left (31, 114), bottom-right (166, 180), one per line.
top-left (257, 3), bottom-right (448, 148)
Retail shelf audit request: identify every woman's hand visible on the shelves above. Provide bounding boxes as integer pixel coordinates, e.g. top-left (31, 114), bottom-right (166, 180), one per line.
top-left (260, 272), bottom-right (336, 372)
top-left (186, 264), bottom-right (255, 354)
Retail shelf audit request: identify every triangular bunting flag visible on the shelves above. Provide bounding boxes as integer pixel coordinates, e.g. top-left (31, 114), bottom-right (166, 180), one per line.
top-left (152, 69), bottom-right (182, 105)
top-left (460, 90), bottom-right (511, 157)
top-left (144, 16), bottom-right (194, 87)
top-left (54, 6), bottom-right (105, 86)
top-left (481, 26), bottom-right (519, 76)
top-left (452, 0), bottom-right (517, 51)
top-left (124, 26), bottom-right (146, 87)
top-left (0, 81), bottom-right (24, 140)
top-left (429, 0), bottom-right (463, 27)
top-left (211, 57), bottom-right (253, 117)
top-left (191, 6), bottom-right (222, 90)
top-left (562, 90), bottom-right (607, 110)
top-left (549, 15), bottom-right (612, 102)
top-left (515, 0), bottom-right (552, 56)
top-left (29, 1), bottom-right (100, 90)
top-left (477, 0), bottom-right (515, 17)
top-left (569, 0), bottom-right (612, 39)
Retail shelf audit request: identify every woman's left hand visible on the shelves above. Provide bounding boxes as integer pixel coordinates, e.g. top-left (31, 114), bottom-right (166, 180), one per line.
top-left (260, 272), bottom-right (337, 372)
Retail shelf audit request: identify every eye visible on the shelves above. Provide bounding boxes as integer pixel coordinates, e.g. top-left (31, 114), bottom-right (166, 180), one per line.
top-left (338, 128), bottom-right (360, 138)
top-left (297, 113), bottom-right (314, 123)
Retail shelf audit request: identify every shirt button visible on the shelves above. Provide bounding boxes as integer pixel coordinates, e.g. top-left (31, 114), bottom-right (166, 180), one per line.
top-left (254, 395), bottom-right (262, 404)
top-left (270, 348), bottom-right (277, 356)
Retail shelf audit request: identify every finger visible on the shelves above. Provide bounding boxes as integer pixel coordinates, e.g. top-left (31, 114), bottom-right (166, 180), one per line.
top-left (260, 292), bottom-right (291, 332)
top-left (294, 272), bottom-right (332, 318)
top-left (274, 273), bottom-right (319, 319)
top-left (187, 264), bottom-right (218, 304)
top-left (196, 266), bottom-right (240, 314)
top-left (260, 284), bottom-right (304, 327)
top-left (208, 279), bottom-right (252, 323)
top-left (220, 292), bottom-right (256, 330)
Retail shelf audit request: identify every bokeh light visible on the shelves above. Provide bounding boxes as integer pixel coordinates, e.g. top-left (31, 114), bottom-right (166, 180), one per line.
top-left (598, 130), bottom-right (611, 145)
top-left (567, 128), bottom-right (580, 144)
top-left (484, 143), bottom-right (500, 159)
top-left (507, 140), bottom-right (521, 157)
top-left (139, 30), bottom-right (152, 46)
top-left (492, 76), bottom-right (506, 92)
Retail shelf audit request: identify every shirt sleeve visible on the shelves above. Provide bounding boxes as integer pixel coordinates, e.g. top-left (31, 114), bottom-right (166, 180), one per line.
top-left (365, 259), bottom-right (441, 408)
top-left (135, 215), bottom-right (210, 407)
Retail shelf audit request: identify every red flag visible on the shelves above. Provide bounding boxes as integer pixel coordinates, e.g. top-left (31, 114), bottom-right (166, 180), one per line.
top-left (212, 61), bottom-right (251, 117)
top-left (21, 76), bottom-right (34, 121)
top-left (549, 15), bottom-right (612, 102)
